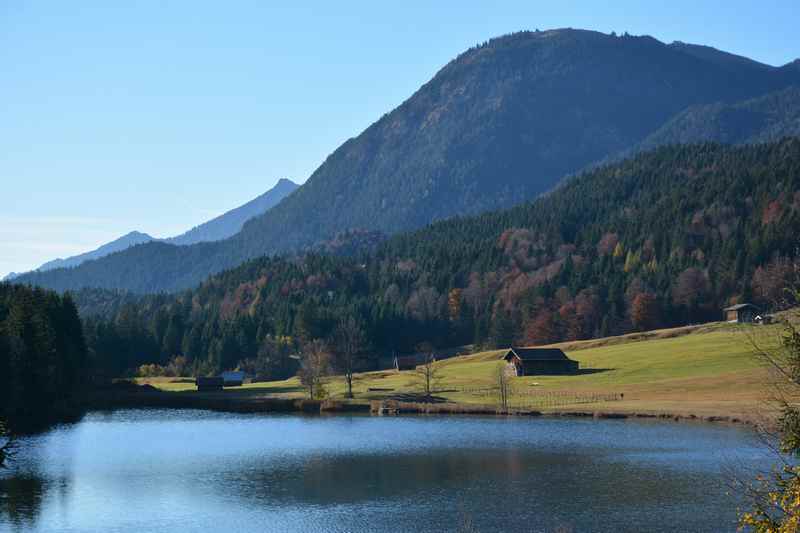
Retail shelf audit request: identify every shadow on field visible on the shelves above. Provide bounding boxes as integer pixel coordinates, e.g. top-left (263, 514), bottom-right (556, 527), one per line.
top-left (174, 385), bottom-right (306, 396)
top-left (574, 368), bottom-right (614, 375)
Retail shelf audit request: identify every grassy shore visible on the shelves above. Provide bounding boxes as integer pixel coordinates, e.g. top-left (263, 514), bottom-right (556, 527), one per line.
top-left (135, 320), bottom-right (788, 421)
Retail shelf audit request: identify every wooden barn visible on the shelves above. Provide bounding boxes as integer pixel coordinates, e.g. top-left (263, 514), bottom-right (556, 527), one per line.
top-left (503, 348), bottom-right (579, 376)
top-left (723, 303), bottom-right (759, 323)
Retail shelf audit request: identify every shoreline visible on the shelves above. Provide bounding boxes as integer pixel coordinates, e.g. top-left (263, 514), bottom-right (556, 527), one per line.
top-left (89, 389), bottom-right (760, 427)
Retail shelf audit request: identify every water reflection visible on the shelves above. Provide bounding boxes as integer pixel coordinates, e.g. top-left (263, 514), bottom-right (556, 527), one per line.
top-left (0, 410), bottom-right (770, 533)
top-left (0, 475), bottom-right (46, 528)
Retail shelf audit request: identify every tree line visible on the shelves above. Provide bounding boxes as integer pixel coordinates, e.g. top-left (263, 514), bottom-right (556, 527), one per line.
top-left (0, 285), bottom-right (89, 432)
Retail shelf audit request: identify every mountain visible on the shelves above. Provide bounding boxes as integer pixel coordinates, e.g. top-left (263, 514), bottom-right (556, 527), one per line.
top-left (21, 178), bottom-right (298, 276)
top-left (630, 86), bottom-right (800, 150)
top-left (75, 140), bottom-right (800, 377)
top-left (18, 29), bottom-right (800, 293)
top-left (165, 178), bottom-right (298, 245)
top-left (667, 41), bottom-right (775, 73)
top-left (36, 231), bottom-right (156, 272)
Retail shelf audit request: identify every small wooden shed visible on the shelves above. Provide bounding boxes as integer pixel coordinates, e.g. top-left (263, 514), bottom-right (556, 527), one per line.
top-left (196, 376), bottom-right (224, 391)
top-left (723, 303), bottom-right (759, 323)
top-left (503, 348), bottom-right (579, 377)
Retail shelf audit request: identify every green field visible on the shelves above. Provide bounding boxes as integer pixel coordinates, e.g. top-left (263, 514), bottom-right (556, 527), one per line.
top-left (138, 320), bottom-right (785, 419)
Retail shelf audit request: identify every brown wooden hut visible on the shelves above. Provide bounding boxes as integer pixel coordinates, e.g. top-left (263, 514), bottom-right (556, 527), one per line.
top-left (723, 303), bottom-right (759, 323)
top-left (503, 348), bottom-right (579, 376)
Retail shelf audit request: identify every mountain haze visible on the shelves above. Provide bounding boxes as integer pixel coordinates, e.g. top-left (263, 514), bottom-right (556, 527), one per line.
top-left (17, 29), bottom-right (800, 293)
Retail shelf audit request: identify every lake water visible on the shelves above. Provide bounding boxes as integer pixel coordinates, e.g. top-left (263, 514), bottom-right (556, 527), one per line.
top-left (0, 409), bottom-right (771, 532)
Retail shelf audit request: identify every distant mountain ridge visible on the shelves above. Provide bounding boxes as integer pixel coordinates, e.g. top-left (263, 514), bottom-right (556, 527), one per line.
top-left (165, 178), bottom-right (298, 246)
top-left (35, 231), bottom-right (156, 273)
top-left (18, 178), bottom-right (297, 276)
top-left (16, 28), bottom-right (800, 293)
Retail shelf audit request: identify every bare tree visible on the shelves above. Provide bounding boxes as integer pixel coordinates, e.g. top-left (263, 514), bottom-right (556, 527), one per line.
top-left (415, 344), bottom-right (442, 399)
top-left (738, 268), bottom-right (800, 530)
top-left (495, 362), bottom-right (511, 411)
top-left (298, 339), bottom-right (331, 399)
top-left (333, 316), bottom-right (368, 399)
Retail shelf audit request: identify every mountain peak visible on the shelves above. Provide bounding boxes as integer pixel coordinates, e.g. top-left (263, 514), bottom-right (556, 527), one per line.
top-left (124, 230), bottom-right (153, 240)
top-left (783, 58), bottom-right (800, 71)
top-left (165, 178), bottom-right (299, 246)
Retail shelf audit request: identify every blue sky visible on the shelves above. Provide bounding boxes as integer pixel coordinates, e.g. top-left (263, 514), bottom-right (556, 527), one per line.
top-left (1, 1), bottom-right (798, 277)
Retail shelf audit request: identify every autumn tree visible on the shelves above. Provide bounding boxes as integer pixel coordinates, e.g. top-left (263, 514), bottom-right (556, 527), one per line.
top-left (447, 288), bottom-right (463, 323)
top-left (524, 312), bottom-right (558, 345)
top-left (739, 278), bottom-right (800, 531)
top-left (298, 339), bottom-right (331, 399)
top-left (630, 293), bottom-right (661, 332)
top-left (672, 267), bottom-right (711, 322)
top-left (753, 255), bottom-right (797, 309)
top-left (740, 320), bottom-right (800, 528)
top-left (332, 315), bottom-right (368, 398)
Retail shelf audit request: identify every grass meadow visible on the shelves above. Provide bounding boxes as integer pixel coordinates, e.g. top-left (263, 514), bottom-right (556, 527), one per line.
top-left (137, 320), bottom-right (786, 419)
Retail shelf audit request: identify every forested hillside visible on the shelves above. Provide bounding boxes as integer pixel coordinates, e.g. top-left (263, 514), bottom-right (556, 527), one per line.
top-left (18, 29), bottom-right (800, 293)
top-left (0, 285), bottom-right (89, 431)
top-left (75, 140), bottom-right (800, 379)
top-left (632, 86), bottom-right (800, 150)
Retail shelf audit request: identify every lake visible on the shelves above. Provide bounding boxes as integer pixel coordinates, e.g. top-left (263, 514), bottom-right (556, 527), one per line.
top-left (0, 409), bottom-right (770, 532)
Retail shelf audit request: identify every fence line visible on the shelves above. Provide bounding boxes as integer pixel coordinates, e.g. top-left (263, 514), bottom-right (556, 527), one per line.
top-left (452, 387), bottom-right (622, 408)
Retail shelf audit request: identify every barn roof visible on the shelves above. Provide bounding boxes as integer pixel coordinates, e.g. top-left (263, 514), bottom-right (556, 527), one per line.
top-left (504, 347), bottom-right (572, 361)
top-left (723, 303), bottom-right (759, 311)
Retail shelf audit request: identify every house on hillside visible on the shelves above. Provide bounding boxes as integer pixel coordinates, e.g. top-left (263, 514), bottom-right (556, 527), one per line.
top-left (723, 303), bottom-right (759, 323)
top-left (503, 348), bottom-right (579, 377)
top-left (221, 370), bottom-right (245, 386)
